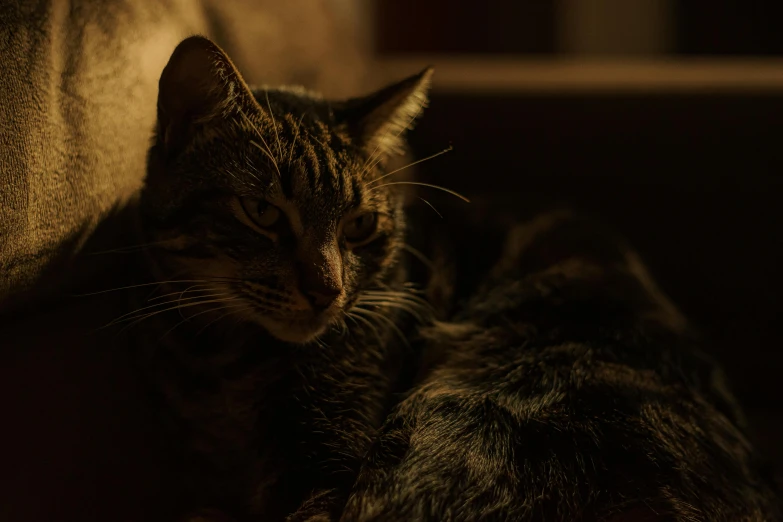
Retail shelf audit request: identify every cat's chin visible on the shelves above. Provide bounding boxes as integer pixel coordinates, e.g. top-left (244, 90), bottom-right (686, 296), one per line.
top-left (266, 324), bottom-right (327, 345)
top-left (254, 315), bottom-right (333, 345)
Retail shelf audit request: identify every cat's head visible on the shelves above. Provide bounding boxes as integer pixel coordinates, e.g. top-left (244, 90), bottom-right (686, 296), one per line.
top-left (141, 36), bottom-right (431, 344)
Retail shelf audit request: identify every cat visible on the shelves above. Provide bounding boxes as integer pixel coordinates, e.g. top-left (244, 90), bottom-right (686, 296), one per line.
top-left (341, 210), bottom-right (782, 521)
top-left (129, 35), bottom-right (432, 521)
top-left (0, 0), bottom-right (370, 313)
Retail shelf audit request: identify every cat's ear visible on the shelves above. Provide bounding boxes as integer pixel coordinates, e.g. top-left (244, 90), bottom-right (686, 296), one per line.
top-left (156, 35), bottom-right (256, 158)
top-left (340, 67), bottom-right (433, 159)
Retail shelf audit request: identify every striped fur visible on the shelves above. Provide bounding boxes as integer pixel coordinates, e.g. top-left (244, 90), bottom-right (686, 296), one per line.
top-left (131, 37), bottom-right (431, 521)
top-left (341, 211), bottom-right (782, 522)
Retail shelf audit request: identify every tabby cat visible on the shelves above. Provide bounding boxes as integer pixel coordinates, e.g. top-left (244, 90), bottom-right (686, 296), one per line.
top-left (342, 210), bottom-right (782, 521)
top-left (0, 0), bottom-right (370, 312)
top-left (131, 36), bottom-right (431, 521)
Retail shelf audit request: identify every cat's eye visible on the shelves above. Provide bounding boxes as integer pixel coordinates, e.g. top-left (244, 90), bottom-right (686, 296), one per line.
top-left (343, 212), bottom-right (378, 244)
top-left (240, 197), bottom-right (281, 229)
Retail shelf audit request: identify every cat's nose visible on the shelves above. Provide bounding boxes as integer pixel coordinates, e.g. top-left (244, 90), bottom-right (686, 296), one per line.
top-left (297, 241), bottom-right (344, 310)
top-left (301, 272), bottom-right (342, 309)
top-left (306, 287), bottom-right (342, 310)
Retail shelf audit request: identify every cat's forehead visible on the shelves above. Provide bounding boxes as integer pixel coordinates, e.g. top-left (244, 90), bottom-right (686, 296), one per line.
top-left (258, 154), bottom-right (387, 240)
top-left (239, 102), bottom-right (366, 194)
top-left (204, 90), bottom-right (396, 226)
top-left (271, 138), bottom-right (374, 226)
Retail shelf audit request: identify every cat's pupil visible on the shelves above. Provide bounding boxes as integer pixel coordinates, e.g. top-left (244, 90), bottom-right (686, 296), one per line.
top-left (257, 201), bottom-right (270, 216)
top-left (345, 212), bottom-right (377, 243)
top-left (240, 197), bottom-right (280, 228)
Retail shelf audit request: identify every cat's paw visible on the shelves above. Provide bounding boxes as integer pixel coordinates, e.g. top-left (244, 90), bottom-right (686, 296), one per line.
top-left (179, 508), bottom-right (236, 522)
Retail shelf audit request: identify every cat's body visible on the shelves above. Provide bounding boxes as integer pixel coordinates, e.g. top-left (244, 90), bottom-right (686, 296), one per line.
top-left (133, 287), bottom-right (413, 520)
top-left (103, 31), bottom-right (777, 522)
top-left (129, 36), bottom-right (431, 520)
top-left (342, 210), bottom-right (781, 521)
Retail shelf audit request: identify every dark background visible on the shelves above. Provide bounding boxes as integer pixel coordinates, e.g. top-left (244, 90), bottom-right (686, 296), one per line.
top-left (375, 0), bottom-right (783, 484)
top-left (376, 0), bottom-right (783, 55)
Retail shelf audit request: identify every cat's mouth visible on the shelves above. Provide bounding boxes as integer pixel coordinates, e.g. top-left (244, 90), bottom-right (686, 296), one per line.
top-left (246, 302), bottom-right (343, 345)
top-left (256, 311), bottom-right (339, 344)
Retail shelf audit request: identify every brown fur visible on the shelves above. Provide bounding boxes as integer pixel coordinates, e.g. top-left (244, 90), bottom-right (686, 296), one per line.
top-left (129, 36), bottom-right (432, 520)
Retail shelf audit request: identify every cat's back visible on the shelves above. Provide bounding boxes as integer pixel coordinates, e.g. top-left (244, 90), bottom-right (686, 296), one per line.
top-left (344, 211), bottom-right (781, 521)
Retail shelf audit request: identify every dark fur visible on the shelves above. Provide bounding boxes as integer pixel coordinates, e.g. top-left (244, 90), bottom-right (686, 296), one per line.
top-left (342, 211), bottom-right (781, 521)
top-left (130, 36), bottom-right (431, 521)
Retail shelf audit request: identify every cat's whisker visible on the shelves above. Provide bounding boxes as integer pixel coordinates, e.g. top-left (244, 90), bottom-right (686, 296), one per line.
top-left (243, 159), bottom-right (266, 185)
top-left (355, 298), bottom-right (429, 323)
top-left (400, 244), bottom-right (436, 272)
top-left (359, 139), bottom-right (390, 178)
top-left (369, 146), bottom-right (453, 186)
top-left (338, 317), bottom-right (349, 337)
top-left (233, 164), bottom-right (265, 188)
top-left (346, 310), bottom-right (384, 348)
top-left (360, 288), bottom-right (431, 302)
top-left (359, 103), bottom-right (427, 178)
top-left (148, 284), bottom-right (214, 302)
top-left (76, 279), bottom-right (221, 297)
top-left (249, 140), bottom-right (282, 180)
top-left (378, 281), bottom-right (426, 296)
top-left (416, 197), bottom-right (443, 219)
top-left (196, 305), bottom-right (252, 337)
top-left (117, 298), bottom-right (243, 336)
top-left (352, 306), bottom-right (409, 348)
top-left (362, 289), bottom-right (432, 308)
top-left (326, 317), bottom-right (348, 339)
top-left (141, 269), bottom-right (190, 301)
top-left (239, 109), bottom-right (282, 180)
top-left (369, 282), bottom-right (423, 292)
top-left (175, 283), bottom-right (228, 318)
top-left (357, 300), bottom-right (432, 324)
top-left (368, 181), bottom-right (470, 203)
top-left (177, 284), bottom-right (210, 319)
top-left (110, 296), bottom-right (240, 331)
top-left (159, 301), bottom-right (245, 340)
top-left (106, 292), bottom-right (233, 327)
top-left (362, 122), bottom-right (425, 179)
top-left (344, 313), bottom-right (362, 336)
top-left (234, 282), bottom-right (292, 301)
top-left (287, 113), bottom-right (306, 167)
top-left (357, 295), bottom-right (432, 315)
top-left (264, 91), bottom-right (285, 162)
top-left (357, 125), bottom-right (393, 176)
top-left (223, 168), bottom-right (244, 185)
top-left (176, 283), bottom-right (218, 302)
